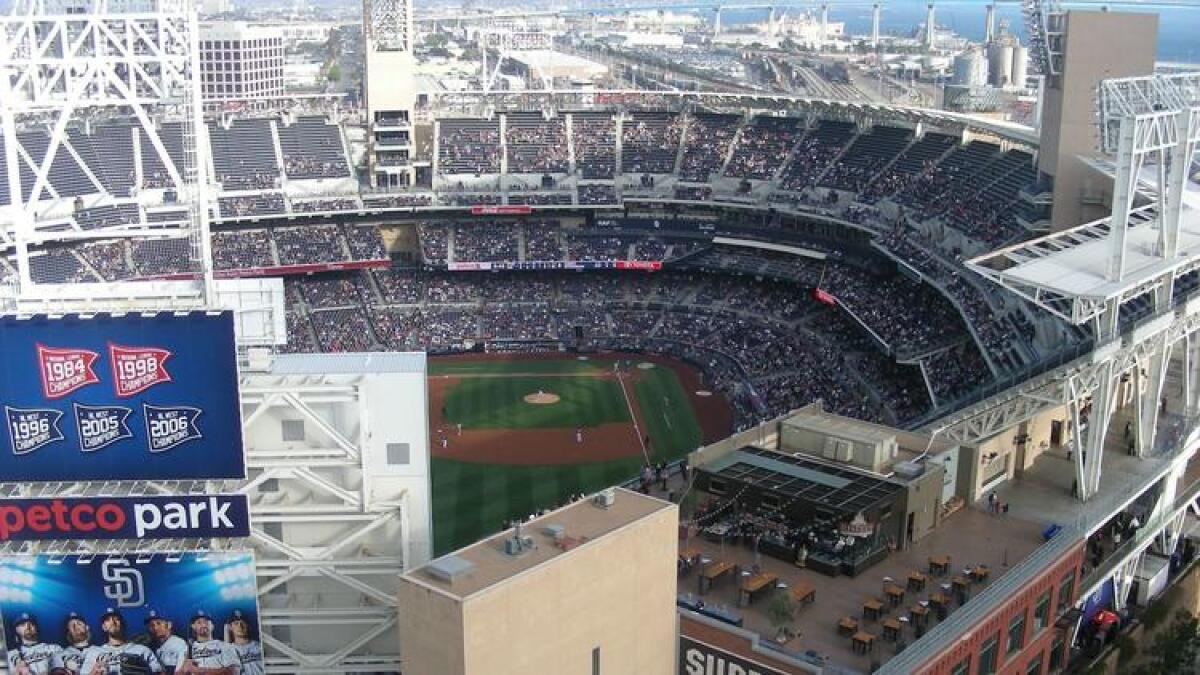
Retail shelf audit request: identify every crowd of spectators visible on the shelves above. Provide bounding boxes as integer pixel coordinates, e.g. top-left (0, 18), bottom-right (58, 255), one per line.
top-left (674, 186), bottom-right (712, 201)
top-left (363, 195), bottom-right (433, 208)
top-left (417, 222), bottom-right (449, 264)
top-left (679, 114), bottom-right (740, 182)
top-left (344, 225), bottom-right (388, 260)
top-left (438, 119), bottom-right (502, 174)
top-left (293, 198), bottom-right (359, 213)
top-left (725, 117), bottom-right (804, 180)
top-left (578, 184), bottom-right (618, 205)
top-left (509, 193), bottom-right (573, 206)
top-left (505, 114), bottom-right (569, 174)
top-left (78, 241), bottom-right (134, 282)
top-left (274, 225), bottom-right (345, 265)
top-left (453, 223), bottom-right (519, 262)
top-left (573, 113), bottom-right (617, 179)
top-left (525, 222), bottom-right (565, 261)
top-left (218, 193), bottom-right (285, 218)
top-left (621, 113), bottom-right (683, 174)
top-left (213, 230), bottom-right (274, 270)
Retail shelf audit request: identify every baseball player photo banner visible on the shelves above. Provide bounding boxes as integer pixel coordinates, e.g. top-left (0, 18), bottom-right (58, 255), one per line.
top-left (0, 553), bottom-right (263, 675)
top-left (0, 312), bottom-right (245, 481)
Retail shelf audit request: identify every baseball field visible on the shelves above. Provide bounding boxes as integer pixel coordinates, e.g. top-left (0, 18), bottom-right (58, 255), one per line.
top-left (428, 352), bottom-right (732, 554)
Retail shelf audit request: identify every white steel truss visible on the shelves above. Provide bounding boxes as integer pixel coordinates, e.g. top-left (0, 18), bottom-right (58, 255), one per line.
top-left (239, 373), bottom-right (412, 674)
top-left (936, 74), bottom-right (1200, 506)
top-left (0, 0), bottom-right (214, 307)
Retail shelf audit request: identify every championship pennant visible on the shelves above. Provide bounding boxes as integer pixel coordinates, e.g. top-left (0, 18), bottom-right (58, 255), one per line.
top-left (5, 406), bottom-right (65, 455)
top-left (109, 344), bottom-right (173, 397)
top-left (74, 403), bottom-right (134, 452)
top-left (143, 404), bottom-right (202, 452)
top-left (36, 345), bottom-right (100, 399)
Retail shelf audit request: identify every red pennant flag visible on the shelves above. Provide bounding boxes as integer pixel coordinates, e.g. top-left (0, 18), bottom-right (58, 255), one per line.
top-left (109, 343), bottom-right (173, 397)
top-left (36, 345), bottom-right (101, 399)
top-left (813, 288), bottom-right (839, 306)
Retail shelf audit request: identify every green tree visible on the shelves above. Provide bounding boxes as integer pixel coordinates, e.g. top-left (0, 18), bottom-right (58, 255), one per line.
top-left (1134, 611), bottom-right (1200, 675)
top-left (326, 64), bottom-right (342, 83)
top-left (766, 592), bottom-right (796, 641)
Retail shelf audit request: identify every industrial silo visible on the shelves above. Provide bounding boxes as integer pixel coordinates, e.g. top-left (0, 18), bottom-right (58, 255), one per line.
top-left (988, 42), bottom-right (1014, 88)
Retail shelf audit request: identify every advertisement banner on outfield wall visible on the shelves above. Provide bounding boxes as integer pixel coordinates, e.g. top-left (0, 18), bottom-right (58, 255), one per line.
top-left (0, 311), bottom-right (245, 481)
top-left (0, 495), bottom-right (250, 542)
top-left (0, 553), bottom-right (262, 675)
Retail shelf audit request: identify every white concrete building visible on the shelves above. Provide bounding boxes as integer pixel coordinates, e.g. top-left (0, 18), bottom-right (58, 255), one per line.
top-left (200, 22), bottom-right (285, 103)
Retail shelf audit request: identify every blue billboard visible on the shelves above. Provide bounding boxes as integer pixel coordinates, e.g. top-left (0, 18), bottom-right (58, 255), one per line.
top-left (0, 554), bottom-right (262, 675)
top-left (0, 495), bottom-right (250, 542)
top-left (0, 312), bottom-right (244, 481)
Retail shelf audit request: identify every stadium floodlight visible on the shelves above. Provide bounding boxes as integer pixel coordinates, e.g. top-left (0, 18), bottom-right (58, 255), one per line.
top-left (0, 0), bottom-right (216, 312)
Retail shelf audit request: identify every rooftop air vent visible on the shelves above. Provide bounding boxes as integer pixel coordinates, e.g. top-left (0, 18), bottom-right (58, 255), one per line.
top-left (426, 555), bottom-right (474, 584)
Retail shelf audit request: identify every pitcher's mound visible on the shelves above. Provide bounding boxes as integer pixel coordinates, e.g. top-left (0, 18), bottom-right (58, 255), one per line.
top-left (524, 392), bottom-right (561, 405)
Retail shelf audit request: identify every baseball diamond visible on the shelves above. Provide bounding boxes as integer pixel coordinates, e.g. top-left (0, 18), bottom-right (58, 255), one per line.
top-left (427, 352), bottom-right (731, 554)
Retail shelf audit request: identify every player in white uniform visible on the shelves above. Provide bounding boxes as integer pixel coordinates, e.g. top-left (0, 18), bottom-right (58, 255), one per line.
top-left (222, 611), bottom-right (261, 675)
top-left (6, 613), bottom-right (66, 675)
top-left (59, 612), bottom-right (94, 675)
top-left (79, 610), bottom-right (162, 675)
top-left (176, 611), bottom-right (236, 675)
top-left (143, 610), bottom-right (187, 675)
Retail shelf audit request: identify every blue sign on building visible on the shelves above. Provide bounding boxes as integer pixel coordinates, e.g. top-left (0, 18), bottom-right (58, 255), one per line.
top-left (0, 312), bottom-right (244, 481)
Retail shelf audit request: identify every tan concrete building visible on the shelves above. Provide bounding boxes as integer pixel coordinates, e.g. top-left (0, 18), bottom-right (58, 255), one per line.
top-left (398, 488), bottom-right (678, 675)
top-left (1039, 11), bottom-right (1158, 229)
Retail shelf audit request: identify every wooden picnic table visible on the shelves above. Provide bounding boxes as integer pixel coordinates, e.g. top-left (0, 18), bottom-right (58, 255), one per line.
top-left (699, 560), bottom-right (734, 594)
top-left (838, 616), bottom-right (859, 636)
top-left (863, 598), bottom-right (884, 620)
top-left (852, 631), bottom-right (875, 654)
top-left (908, 571), bottom-right (928, 591)
top-left (929, 555), bottom-right (951, 576)
top-left (882, 618), bottom-right (902, 641)
top-left (791, 581), bottom-right (816, 605)
top-left (738, 572), bottom-right (779, 607)
top-left (884, 584), bottom-right (906, 606)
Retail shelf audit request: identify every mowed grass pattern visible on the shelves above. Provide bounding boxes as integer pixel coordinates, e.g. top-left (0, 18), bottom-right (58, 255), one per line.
top-left (442, 376), bottom-right (629, 429)
top-left (430, 358), bottom-right (707, 555)
top-left (431, 457), bottom-right (643, 555)
top-left (635, 366), bottom-right (703, 460)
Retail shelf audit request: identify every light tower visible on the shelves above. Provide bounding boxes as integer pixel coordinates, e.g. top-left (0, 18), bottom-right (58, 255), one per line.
top-left (985, 4), bottom-right (997, 43)
top-left (364, 0), bottom-right (417, 189)
top-left (0, 0), bottom-right (214, 313)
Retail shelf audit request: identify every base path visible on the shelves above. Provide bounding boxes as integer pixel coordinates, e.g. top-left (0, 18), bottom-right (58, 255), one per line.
top-left (427, 351), bottom-right (732, 467)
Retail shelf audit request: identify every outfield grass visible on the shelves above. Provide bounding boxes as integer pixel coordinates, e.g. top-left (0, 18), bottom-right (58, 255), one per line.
top-left (431, 456), bottom-right (643, 554)
top-left (429, 357), bottom-right (709, 555)
top-left (635, 366), bottom-right (703, 462)
top-left (428, 359), bottom-right (603, 376)
top-left (442, 375), bottom-right (630, 429)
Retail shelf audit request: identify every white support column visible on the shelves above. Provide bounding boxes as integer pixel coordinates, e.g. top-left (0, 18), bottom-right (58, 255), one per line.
top-left (1163, 108), bottom-right (1197, 259)
top-left (1136, 333), bottom-right (1172, 457)
top-left (1112, 549), bottom-right (1145, 612)
top-left (1106, 116), bottom-right (1139, 282)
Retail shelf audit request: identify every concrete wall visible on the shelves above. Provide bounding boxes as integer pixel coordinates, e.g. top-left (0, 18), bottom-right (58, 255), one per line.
top-left (399, 505), bottom-right (679, 675)
top-left (903, 464), bottom-right (945, 545)
top-left (1039, 11), bottom-right (1158, 229)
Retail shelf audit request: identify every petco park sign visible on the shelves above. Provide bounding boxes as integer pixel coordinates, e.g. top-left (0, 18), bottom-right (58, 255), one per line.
top-left (0, 495), bottom-right (249, 542)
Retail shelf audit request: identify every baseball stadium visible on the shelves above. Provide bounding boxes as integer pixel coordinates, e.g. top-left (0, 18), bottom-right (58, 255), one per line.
top-left (3, 0), bottom-right (1200, 672)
